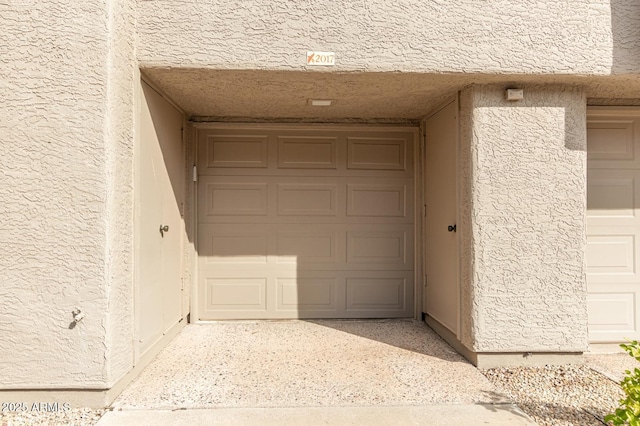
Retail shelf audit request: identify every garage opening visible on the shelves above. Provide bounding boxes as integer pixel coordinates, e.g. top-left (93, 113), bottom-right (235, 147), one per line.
top-left (587, 107), bottom-right (640, 342)
top-left (196, 125), bottom-right (418, 320)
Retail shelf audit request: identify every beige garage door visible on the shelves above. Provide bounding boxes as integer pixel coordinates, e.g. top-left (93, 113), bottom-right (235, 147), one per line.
top-left (587, 109), bottom-right (640, 342)
top-left (197, 126), bottom-right (416, 320)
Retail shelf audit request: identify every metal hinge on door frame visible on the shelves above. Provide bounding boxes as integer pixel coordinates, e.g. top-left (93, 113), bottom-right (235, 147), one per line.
top-left (192, 165), bottom-right (197, 182)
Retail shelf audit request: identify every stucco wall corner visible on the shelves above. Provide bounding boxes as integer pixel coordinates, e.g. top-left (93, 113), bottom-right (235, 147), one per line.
top-left (462, 84), bottom-right (589, 353)
top-left (103, 0), bottom-right (137, 387)
top-left (458, 87), bottom-right (479, 351)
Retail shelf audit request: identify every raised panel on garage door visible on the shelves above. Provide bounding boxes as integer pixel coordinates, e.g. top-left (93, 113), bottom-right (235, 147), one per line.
top-left (197, 126), bottom-right (416, 319)
top-left (587, 109), bottom-right (640, 342)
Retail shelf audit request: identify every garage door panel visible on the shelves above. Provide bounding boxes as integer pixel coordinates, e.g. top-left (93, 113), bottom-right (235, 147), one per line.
top-left (198, 129), bottom-right (414, 177)
top-left (587, 227), bottom-right (640, 284)
top-left (199, 182), bottom-right (412, 225)
top-left (276, 231), bottom-right (338, 264)
top-left (587, 234), bottom-right (636, 275)
top-left (347, 137), bottom-right (407, 171)
top-left (202, 182), bottom-right (268, 216)
top-left (587, 170), bottom-right (640, 228)
top-left (277, 183), bottom-right (337, 216)
top-left (202, 227), bottom-right (268, 264)
top-left (347, 183), bottom-right (410, 218)
top-left (347, 230), bottom-right (409, 266)
top-left (200, 225), bottom-right (343, 265)
top-left (277, 277), bottom-right (338, 311)
top-left (205, 278), bottom-right (267, 310)
top-left (200, 216), bottom-right (413, 225)
top-left (198, 126), bottom-right (415, 319)
top-left (277, 136), bottom-right (337, 169)
top-left (346, 275), bottom-right (411, 313)
top-left (200, 167), bottom-right (415, 178)
top-left (588, 292), bottom-right (636, 342)
top-left (202, 134), bottom-right (269, 169)
top-left (588, 176), bottom-right (636, 218)
top-left (587, 119), bottom-right (639, 167)
top-left (588, 122), bottom-right (634, 160)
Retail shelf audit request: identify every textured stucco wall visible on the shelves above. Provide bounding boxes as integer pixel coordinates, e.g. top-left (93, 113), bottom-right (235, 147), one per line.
top-left (137, 0), bottom-right (638, 75)
top-left (0, 0), bottom-right (629, 390)
top-left (459, 85), bottom-right (588, 352)
top-left (103, 0), bottom-right (136, 387)
top-left (0, 0), bottom-right (135, 388)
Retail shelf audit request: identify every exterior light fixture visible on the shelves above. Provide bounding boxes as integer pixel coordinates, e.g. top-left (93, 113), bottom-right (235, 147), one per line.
top-left (505, 89), bottom-right (524, 101)
top-left (308, 99), bottom-right (335, 106)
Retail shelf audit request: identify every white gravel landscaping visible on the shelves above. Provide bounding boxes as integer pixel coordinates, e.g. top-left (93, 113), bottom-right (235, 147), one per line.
top-left (482, 364), bottom-right (624, 426)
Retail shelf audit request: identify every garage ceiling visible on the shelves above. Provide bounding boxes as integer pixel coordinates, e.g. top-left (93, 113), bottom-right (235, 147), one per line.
top-left (141, 68), bottom-right (640, 121)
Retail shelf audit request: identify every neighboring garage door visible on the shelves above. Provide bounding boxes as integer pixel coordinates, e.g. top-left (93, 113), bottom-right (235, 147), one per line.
top-left (587, 108), bottom-right (640, 342)
top-left (197, 126), bottom-right (416, 320)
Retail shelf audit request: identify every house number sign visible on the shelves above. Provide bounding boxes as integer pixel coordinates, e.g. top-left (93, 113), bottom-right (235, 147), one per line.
top-left (307, 51), bottom-right (335, 66)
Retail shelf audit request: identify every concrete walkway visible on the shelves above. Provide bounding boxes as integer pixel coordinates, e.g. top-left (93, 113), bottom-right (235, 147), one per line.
top-left (100, 320), bottom-right (534, 425)
top-left (97, 405), bottom-right (533, 425)
top-left (586, 346), bottom-right (637, 382)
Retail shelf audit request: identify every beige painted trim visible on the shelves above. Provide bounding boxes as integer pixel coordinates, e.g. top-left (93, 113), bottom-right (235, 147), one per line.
top-left (191, 124), bottom-right (200, 323)
top-left (412, 127), bottom-right (422, 320)
top-left (425, 314), bottom-right (476, 362)
top-left (454, 94), bottom-right (462, 338)
top-left (191, 122), bottom-right (418, 132)
top-left (419, 121), bottom-right (426, 318)
top-left (419, 123), bottom-right (426, 318)
top-left (133, 68), bottom-right (144, 363)
top-left (182, 114), bottom-right (189, 318)
top-left (0, 320), bottom-right (186, 408)
top-left (426, 315), bottom-right (584, 368)
top-left (423, 96), bottom-right (458, 121)
top-left (184, 118), bottom-right (195, 323)
top-left (191, 116), bottom-right (421, 125)
top-left (414, 127), bottom-right (424, 320)
top-left (587, 106), bottom-right (640, 116)
top-left (140, 72), bottom-right (186, 115)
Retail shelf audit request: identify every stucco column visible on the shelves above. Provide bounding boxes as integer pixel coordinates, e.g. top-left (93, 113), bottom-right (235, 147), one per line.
top-left (458, 85), bottom-right (588, 359)
top-left (0, 0), bottom-right (135, 400)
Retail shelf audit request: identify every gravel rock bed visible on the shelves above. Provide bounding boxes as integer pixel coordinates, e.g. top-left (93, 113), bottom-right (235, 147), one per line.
top-left (0, 408), bottom-right (106, 426)
top-left (482, 365), bottom-right (624, 426)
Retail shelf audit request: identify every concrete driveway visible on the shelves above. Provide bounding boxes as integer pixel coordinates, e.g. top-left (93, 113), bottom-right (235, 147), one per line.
top-left (98, 319), bottom-right (533, 425)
